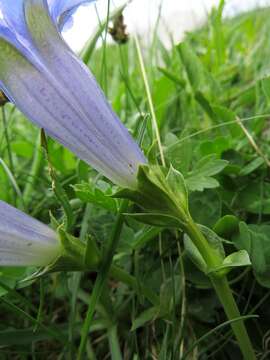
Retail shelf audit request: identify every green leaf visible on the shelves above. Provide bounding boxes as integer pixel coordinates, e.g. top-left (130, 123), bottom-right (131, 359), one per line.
top-left (73, 182), bottom-right (117, 212)
top-left (239, 157), bottom-right (264, 176)
top-left (199, 224), bottom-right (225, 259)
top-left (262, 76), bottom-right (270, 102)
top-left (157, 67), bottom-right (186, 87)
top-left (191, 155), bottom-right (228, 177)
top-left (131, 307), bottom-right (159, 331)
top-left (132, 227), bottom-right (161, 250)
top-left (184, 234), bottom-right (207, 273)
top-left (213, 215), bottom-right (240, 239)
top-left (189, 190), bottom-right (221, 228)
top-left (236, 182), bottom-right (270, 214)
top-left (177, 41), bottom-right (220, 102)
top-left (11, 141), bottom-right (34, 158)
top-left (232, 222), bottom-right (270, 275)
top-left (153, 75), bottom-right (176, 126)
top-left (186, 155), bottom-right (228, 192)
top-left (184, 224), bottom-right (225, 274)
top-left (208, 250), bottom-right (251, 276)
top-left (124, 212), bottom-right (181, 228)
top-left (166, 165), bottom-right (189, 212)
top-left (199, 136), bottom-right (231, 158)
top-left (187, 176), bottom-right (219, 192)
top-left (223, 250), bottom-right (251, 268)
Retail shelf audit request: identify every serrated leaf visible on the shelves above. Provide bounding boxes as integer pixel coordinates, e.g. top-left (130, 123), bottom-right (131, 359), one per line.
top-left (73, 182), bottom-right (117, 212)
top-left (187, 176), bottom-right (219, 192)
top-left (192, 155), bottom-right (228, 177)
top-left (186, 155), bottom-right (227, 191)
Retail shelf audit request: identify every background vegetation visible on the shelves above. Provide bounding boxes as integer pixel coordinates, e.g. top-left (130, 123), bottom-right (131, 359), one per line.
top-left (1, 3), bottom-right (270, 359)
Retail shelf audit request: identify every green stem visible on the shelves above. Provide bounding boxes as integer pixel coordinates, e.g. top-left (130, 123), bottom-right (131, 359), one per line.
top-left (186, 218), bottom-right (256, 360)
top-left (211, 276), bottom-right (256, 360)
top-left (77, 200), bottom-right (129, 360)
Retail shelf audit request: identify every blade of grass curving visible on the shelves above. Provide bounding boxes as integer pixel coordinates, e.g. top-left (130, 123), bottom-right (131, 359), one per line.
top-left (0, 297), bottom-right (66, 344)
top-left (0, 280), bottom-right (38, 313)
top-left (182, 315), bottom-right (258, 360)
top-left (0, 157), bottom-right (25, 209)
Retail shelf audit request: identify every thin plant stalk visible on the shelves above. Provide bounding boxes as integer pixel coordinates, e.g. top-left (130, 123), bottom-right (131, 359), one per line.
top-left (186, 218), bottom-right (256, 360)
top-left (134, 34), bottom-right (166, 166)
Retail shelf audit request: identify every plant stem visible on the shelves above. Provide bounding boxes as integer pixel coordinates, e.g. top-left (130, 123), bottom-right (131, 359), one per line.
top-left (211, 276), bottom-right (256, 360)
top-left (186, 219), bottom-right (256, 360)
top-left (77, 200), bottom-right (129, 360)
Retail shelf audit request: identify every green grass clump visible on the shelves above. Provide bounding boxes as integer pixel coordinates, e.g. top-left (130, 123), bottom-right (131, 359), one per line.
top-left (1, 4), bottom-right (270, 359)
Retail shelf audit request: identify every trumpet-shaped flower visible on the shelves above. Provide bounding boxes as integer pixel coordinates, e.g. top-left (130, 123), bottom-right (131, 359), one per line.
top-left (0, 0), bottom-right (146, 188)
top-left (0, 200), bottom-right (61, 266)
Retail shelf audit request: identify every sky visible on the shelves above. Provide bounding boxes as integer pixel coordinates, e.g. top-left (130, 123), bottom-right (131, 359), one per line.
top-left (63, 0), bottom-right (270, 52)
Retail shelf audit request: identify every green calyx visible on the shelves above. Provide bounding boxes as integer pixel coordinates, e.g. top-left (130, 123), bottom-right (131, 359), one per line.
top-left (115, 164), bottom-right (190, 228)
top-left (52, 228), bottom-right (100, 272)
top-left (24, 228), bottom-right (101, 281)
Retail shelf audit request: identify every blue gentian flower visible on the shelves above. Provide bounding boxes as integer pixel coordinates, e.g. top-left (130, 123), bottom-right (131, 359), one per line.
top-left (0, 0), bottom-right (146, 188)
top-left (0, 200), bottom-right (60, 266)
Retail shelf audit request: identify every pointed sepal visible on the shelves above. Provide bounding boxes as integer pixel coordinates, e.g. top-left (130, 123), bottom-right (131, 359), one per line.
top-left (114, 164), bottom-right (190, 228)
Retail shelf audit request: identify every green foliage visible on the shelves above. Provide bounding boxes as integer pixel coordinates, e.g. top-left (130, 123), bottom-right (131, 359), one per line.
top-left (2, 3), bottom-right (270, 359)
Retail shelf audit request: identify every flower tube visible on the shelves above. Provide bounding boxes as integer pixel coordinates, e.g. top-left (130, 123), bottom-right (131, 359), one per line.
top-left (0, 0), bottom-right (146, 189)
top-left (0, 200), bottom-right (60, 266)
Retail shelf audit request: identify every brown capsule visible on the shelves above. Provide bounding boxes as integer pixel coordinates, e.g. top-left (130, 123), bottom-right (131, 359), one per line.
top-left (108, 13), bottom-right (129, 45)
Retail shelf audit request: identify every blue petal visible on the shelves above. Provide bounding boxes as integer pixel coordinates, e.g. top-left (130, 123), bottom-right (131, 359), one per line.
top-left (24, 0), bottom-right (145, 187)
top-left (0, 34), bottom-right (145, 188)
top-left (0, 0), bottom-right (145, 188)
top-left (0, 0), bottom-right (93, 39)
top-left (0, 0), bottom-right (31, 50)
top-left (48, 0), bottom-right (95, 30)
top-left (0, 201), bottom-right (60, 266)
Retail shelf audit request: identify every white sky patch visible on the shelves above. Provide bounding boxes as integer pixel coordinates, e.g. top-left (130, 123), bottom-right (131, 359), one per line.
top-left (63, 0), bottom-right (270, 52)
